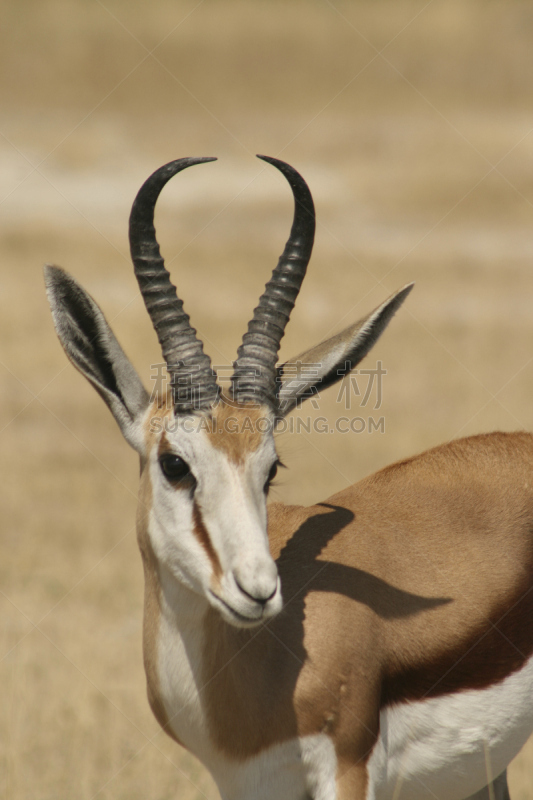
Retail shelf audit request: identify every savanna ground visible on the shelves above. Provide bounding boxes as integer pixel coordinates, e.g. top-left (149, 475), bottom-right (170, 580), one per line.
top-left (2, 1), bottom-right (533, 797)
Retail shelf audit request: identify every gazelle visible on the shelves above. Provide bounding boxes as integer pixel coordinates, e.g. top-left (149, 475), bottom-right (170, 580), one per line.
top-left (45, 156), bottom-right (533, 800)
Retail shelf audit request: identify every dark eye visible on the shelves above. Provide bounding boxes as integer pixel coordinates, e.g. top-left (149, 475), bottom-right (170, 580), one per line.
top-left (159, 454), bottom-right (193, 485)
top-left (264, 461), bottom-right (279, 492)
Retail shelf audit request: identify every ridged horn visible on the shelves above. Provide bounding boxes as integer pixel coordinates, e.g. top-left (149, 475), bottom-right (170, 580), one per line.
top-left (231, 156), bottom-right (315, 409)
top-left (129, 157), bottom-right (220, 413)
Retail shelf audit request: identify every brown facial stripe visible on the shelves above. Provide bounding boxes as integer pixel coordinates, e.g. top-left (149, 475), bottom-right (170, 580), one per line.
top-left (381, 567), bottom-right (533, 706)
top-left (157, 432), bottom-right (222, 579)
top-left (205, 399), bottom-right (271, 464)
top-left (193, 502), bottom-right (222, 580)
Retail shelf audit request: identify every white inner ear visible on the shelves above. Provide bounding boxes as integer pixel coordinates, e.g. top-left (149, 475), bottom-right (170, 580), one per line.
top-left (278, 342), bottom-right (346, 404)
top-left (277, 283), bottom-right (414, 414)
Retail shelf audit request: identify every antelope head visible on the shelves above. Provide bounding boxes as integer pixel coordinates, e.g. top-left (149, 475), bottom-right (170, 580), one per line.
top-left (45, 156), bottom-right (412, 629)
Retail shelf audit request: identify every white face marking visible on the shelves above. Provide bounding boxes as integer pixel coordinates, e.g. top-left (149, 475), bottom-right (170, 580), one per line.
top-left (146, 409), bottom-right (283, 627)
top-left (367, 655), bottom-right (533, 800)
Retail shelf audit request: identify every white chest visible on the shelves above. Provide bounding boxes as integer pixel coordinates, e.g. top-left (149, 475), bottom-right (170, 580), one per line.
top-left (156, 609), bottom-right (214, 763)
top-left (367, 656), bottom-right (533, 800)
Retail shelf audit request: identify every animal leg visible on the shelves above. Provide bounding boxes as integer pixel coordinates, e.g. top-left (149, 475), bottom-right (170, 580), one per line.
top-left (464, 770), bottom-right (510, 800)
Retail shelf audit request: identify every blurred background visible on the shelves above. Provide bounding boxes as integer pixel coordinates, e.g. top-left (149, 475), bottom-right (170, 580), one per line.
top-left (2, 0), bottom-right (533, 797)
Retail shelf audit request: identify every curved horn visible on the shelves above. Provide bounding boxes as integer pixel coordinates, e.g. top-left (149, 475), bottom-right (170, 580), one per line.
top-left (129, 157), bottom-right (220, 413)
top-left (231, 156), bottom-right (315, 409)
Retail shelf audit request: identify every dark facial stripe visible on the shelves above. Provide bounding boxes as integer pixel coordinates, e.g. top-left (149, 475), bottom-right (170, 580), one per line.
top-left (193, 502), bottom-right (222, 580)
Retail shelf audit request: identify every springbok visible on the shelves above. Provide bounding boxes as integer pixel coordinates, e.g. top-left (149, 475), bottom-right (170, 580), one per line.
top-left (45, 156), bottom-right (533, 800)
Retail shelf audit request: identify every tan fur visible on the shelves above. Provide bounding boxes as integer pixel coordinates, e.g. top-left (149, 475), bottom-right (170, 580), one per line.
top-left (140, 397), bottom-right (533, 784)
top-left (145, 396), bottom-right (268, 464)
top-left (204, 399), bottom-right (270, 463)
top-left (154, 423), bottom-right (223, 581)
top-left (191, 433), bottom-right (533, 769)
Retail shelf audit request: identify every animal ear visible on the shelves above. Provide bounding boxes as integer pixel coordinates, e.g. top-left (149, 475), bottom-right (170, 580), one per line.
top-left (45, 265), bottom-right (150, 452)
top-left (276, 283), bottom-right (413, 417)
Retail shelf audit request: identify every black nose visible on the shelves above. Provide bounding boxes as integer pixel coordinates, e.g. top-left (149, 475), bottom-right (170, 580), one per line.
top-left (234, 578), bottom-right (277, 605)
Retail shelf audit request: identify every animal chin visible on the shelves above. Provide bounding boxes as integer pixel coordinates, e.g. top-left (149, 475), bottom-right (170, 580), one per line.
top-left (208, 589), bottom-right (266, 628)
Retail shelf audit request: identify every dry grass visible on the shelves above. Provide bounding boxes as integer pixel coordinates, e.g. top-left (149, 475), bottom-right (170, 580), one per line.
top-left (2, 0), bottom-right (533, 797)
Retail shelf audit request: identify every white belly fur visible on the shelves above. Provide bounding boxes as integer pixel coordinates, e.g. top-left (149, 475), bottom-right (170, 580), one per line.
top-left (367, 655), bottom-right (533, 800)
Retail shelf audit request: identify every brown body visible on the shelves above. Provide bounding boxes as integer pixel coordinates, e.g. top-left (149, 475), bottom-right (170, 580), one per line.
top-left (139, 429), bottom-right (533, 792)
